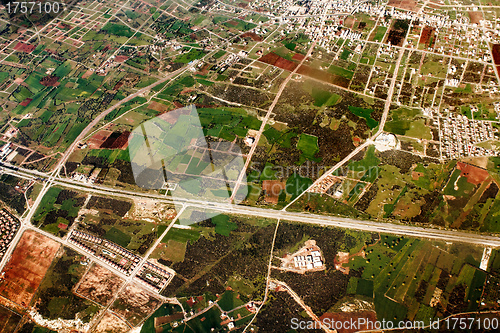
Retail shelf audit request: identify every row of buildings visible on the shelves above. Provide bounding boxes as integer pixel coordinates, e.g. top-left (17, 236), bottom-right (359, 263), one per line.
top-left (69, 230), bottom-right (173, 293)
top-left (68, 230), bottom-right (140, 275)
top-left (135, 262), bottom-right (173, 293)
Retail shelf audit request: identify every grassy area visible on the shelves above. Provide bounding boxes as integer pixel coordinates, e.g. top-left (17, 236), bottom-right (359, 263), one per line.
top-left (174, 48), bottom-right (207, 63)
top-left (211, 214), bottom-right (238, 236)
top-left (328, 65), bottom-right (354, 79)
top-left (102, 23), bottom-right (135, 37)
top-left (105, 227), bottom-right (132, 247)
top-left (296, 133), bottom-right (320, 163)
top-left (349, 106), bottom-right (378, 129)
top-left (160, 227), bottom-right (200, 244)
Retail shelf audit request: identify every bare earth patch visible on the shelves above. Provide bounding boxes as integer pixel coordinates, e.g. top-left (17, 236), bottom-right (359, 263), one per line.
top-left (111, 284), bottom-right (162, 326)
top-left (0, 230), bottom-right (60, 307)
top-left (75, 263), bottom-right (125, 306)
top-left (93, 311), bottom-right (131, 333)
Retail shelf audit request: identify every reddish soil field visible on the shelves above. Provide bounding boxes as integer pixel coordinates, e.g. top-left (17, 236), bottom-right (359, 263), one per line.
top-left (292, 53), bottom-right (305, 61)
top-left (259, 52), bottom-right (298, 71)
top-left (419, 26), bottom-right (435, 44)
top-left (39, 75), bottom-right (60, 87)
top-left (492, 44), bottom-right (500, 64)
top-left (387, 0), bottom-right (417, 11)
top-left (412, 171), bottom-right (424, 180)
top-left (0, 230), bottom-right (60, 307)
top-left (148, 101), bottom-right (170, 112)
top-left (110, 131), bottom-right (130, 149)
top-left (240, 32), bottom-right (262, 41)
top-left (20, 98), bottom-right (32, 107)
top-left (87, 130), bottom-right (112, 149)
top-left (82, 70), bottom-right (93, 79)
top-left (297, 65), bottom-right (350, 88)
top-left (457, 162), bottom-right (490, 185)
top-left (13, 42), bottom-right (35, 53)
top-left (114, 81), bottom-right (124, 90)
top-left (468, 11), bottom-right (483, 24)
top-left (100, 131), bottom-right (130, 149)
top-left (158, 106), bottom-right (192, 124)
top-left (262, 180), bottom-right (285, 204)
top-left (259, 52), bottom-right (350, 87)
top-left (492, 45), bottom-right (500, 77)
top-left (115, 55), bottom-right (129, 63)
top-left (319, 311), bottom-right (377, 333)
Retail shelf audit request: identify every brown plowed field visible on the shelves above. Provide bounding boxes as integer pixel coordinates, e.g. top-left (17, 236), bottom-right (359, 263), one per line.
top-left (492, 44), bottom-right (500, 76)
top-left (456, 162), bottom-right (490, 185)
top-left (0, 230), bottom-right (60, 307)
top-left (387, 0), bottom-right (417, 11)
top-left (259, 52), bottom-right (298, 71)
top-left (319, 311), bottom-right (377, 333)
top-left (419, 26), bottom-right (435, 44)
top-left (259, 52), bottom-right (350, 87)
top-left (241, 32), bottom-right (262, 41)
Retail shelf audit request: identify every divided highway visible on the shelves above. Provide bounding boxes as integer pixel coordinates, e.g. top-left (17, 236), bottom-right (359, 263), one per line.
top-left (2, 162), bottom-right (500, 247)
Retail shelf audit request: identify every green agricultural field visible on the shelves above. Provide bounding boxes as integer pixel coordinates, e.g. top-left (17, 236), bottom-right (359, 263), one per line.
top-left (223, 19), bottom-right (256, 31)
top-left (218, 290), bottom-right (245, 312)
top-left (263, 126), bottom-right (297, 148)
top-left (211, 214), bottom-right (238, 236)
top-left (340, 49), bottom-right (352, 60)
top-left (442, 169), bottom-right (475, 197)
top-left (373, 26), bottom-right (387, 42)
top-left (102, 23), bottom-right (135, 37)
top-left (384, 108), bottom-right (432, 139)
top-left (311, 88), bottom-right (340, 107)
top-left (347, 145), bottom-right (380, 181)
top-left (160, 227), bottom-right (201, 244)
top-left (52, 61), bottom-right (73, 78)
top-left (105, 227), bottom-right (132, 247)
top-left (285, 173), bottom-right (313, 200)
top-left (349, 106), bottom-right (378, 129)
top-left (140, 303), bottom-right (183, 333)
top-left (348, 234), bottom-right (485, 325)
top-left (328, 65), bottom-right (354, 79)
top-left (213, 50), bottom-right (226, 59)
top-left (296, 133), bottom-right (320, 163)
top-left (174, 48), bottom-right (207, 63)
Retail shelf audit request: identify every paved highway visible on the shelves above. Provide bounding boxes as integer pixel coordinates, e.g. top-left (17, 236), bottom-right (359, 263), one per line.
top-left (2, 163), bottom-right (500, 247)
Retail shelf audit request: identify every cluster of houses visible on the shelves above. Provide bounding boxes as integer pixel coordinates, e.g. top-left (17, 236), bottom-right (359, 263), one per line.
top-left (293, 251), bottom-right (323, 269)
top-left (281, 239), bottom-right (325, 273)
top-left (135, 262), bottom-right (173, 293)
top-left (0, 209), bottom-right (19, 257)
top-left (439, 111), bottom-right (499, 159)
top-left (68, 230), bottom-right (102, 256)
top-left (68, 230), bottom-right (141, 275)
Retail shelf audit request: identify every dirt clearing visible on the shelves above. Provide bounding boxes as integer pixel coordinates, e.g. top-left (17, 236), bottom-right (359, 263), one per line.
top-left (75, 263), bottom-right (125, 306)
top-left (0, 230), bottom-right (60, 307)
